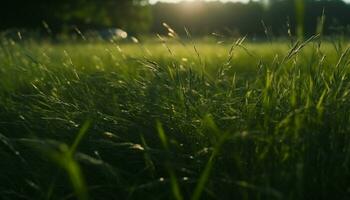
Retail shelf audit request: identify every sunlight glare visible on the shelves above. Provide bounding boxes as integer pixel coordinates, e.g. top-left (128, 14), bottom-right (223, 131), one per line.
top-left (150, 0), bottom-right (251, 4)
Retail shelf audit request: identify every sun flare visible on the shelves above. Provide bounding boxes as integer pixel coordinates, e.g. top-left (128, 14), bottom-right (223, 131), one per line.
top-left (150, 0), bottom-right (250, 4)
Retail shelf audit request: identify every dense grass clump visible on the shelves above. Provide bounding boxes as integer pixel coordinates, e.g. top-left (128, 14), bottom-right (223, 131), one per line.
top-left (0, 35), bottom-right (350, 200)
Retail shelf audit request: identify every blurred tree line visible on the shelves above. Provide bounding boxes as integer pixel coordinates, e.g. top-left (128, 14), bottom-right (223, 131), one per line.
top-left (1, 0), bottom-right (350, 37)
top-left (1, 0), bottom-right (151, 33)
top-left (152, 0), bottom-right (350, 37)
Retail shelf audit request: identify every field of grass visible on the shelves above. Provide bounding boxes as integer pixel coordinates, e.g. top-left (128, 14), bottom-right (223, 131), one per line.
top-left (1, 35), bottom-right (350, 200)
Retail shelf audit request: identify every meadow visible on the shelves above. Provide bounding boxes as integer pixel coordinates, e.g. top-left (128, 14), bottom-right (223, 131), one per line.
top-left (1, 34), bottom-right (350, 200)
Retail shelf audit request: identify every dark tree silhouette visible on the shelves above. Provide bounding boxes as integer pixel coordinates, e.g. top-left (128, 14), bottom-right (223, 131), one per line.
top-left (0, 0), bottom-right (151, 33)
top-left (1, 0), bottom-right (350, 36)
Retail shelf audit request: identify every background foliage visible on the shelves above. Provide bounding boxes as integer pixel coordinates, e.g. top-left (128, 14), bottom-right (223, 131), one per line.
top-left (1, 0), bottom-right (350, 36)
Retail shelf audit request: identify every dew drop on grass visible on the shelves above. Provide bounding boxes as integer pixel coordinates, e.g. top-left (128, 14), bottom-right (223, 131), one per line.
top-left (17, 31), bottom-right (22, 40)
top-left (131, 37), bottom-right (139, 43)
top-left (94, 150), bottom-right (99, 156)
top-left (130, 144), bottom-right (145, 151)
top-left (103, 132), bottom-right (114, 138)
top-left (241, 131), bottom-right (248, 138)
top-left (69, 121), bottom-right (79, 128)
top-left (116, 29), bottom-right (128, 39)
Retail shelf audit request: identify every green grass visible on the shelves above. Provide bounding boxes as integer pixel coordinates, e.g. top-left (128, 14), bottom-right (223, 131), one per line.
top-left (1, 35), bottom-right (350, 200)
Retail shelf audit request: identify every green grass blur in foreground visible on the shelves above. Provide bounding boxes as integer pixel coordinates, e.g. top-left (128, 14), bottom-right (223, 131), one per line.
top-left (0, 35), bottom-right (350, 200)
